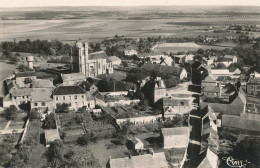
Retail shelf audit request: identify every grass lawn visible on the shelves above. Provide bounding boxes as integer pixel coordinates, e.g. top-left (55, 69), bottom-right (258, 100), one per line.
top-left (89, 139), bottom-right (129, 168)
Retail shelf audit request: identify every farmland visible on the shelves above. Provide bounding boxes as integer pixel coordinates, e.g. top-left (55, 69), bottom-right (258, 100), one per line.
top-left (1, 14), bottom-right (260, 44)
top-left (154, 42), bottom-right (236, 53)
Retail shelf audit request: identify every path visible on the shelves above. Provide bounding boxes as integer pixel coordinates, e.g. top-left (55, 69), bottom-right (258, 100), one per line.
top-left (4, 120), bottom-right (11, 130)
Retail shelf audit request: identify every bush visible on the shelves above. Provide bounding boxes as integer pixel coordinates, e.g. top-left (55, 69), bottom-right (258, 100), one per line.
top-left (28, 109), bottom-right (41, 120)
top-left (55, 103), bottom-right (69, 113)
top-left (77, 134), bottom-right (90, 146)
top-left (44, 113), bottom-right (56, 129)
top-left (1, 105), bottom-right (18, 120)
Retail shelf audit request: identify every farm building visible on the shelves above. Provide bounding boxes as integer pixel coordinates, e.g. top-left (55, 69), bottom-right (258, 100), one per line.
top-left (61, 72), bottom-right (86, 86)
top-left (15, 71), bottom-right (36, 88)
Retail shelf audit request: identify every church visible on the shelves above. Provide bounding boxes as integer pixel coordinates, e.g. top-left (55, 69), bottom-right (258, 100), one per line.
top-left (71, 41), bottom-right (113, 77)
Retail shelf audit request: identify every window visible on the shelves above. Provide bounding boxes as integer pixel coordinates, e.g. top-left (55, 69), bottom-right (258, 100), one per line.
top-left (34, 103), bottom-right (38, 106)
top-left (41, 102), bottom-right (45, 106)
top-left (56, 97), bottom-right (58, 101)
top-left (63, 96), bottom-right (65, 100)
top-left (258, 85), bottom-right (260, 89)
top-left (82, 95), bottom-right (84, 99)
top-left (74, 95), bottom-right (77, 100)
top-left (14, 97), bottom-right (16, 100)
top-left (251, 86), bottom-right (254, 89)
top-left (69, 96), bottom-right (71, 100)
top-left (99, 63), bottom-right (101, 69)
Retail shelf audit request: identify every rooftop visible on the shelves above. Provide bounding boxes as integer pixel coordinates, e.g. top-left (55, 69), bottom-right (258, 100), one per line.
top-left (161, 127), bottom-right (189, 137)
top-left (89, 51), bottom-right (111, 62)
top-left (109, 152), bottom-right (168, 168)
top-left (31, 79), bottom-right (54, 88)
top-left (163, 98), bottom-right (190, 107)
top-left (53, 85), bottom-right (86, 95)
top-left (61, 73), bottom-right (86, 83)
top-left (31, 88), bottom-right (53, 102)
top-left (12, 88), bottom-right (33, 97)
top-left (16, 71), bottom-right (36, 78)
top-left (44, 129), bottom-right (60, 140)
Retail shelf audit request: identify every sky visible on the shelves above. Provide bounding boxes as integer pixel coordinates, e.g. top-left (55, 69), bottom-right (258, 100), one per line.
top-left (1, 0), bottom-right (260, 8)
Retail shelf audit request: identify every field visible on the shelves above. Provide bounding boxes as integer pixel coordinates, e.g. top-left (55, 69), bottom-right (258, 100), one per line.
top-left (1, 16), bottom-right (260, 44)
top-left (154, 42), bottom-right (236, 53)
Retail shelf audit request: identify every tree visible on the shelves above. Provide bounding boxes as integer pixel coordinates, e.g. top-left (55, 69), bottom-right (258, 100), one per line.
top-left (77, 134), bottom-right (90, 146)
top-left (44, 113), bottom-right (56, 129)
top-left (55, 103), bottom-right (69, 113)
top-left (47, 140), bottom-right (65, 167)
top-left (1, 105), bottom-right (18, 120)
top-left (28, 109), bottom-right (41, 120)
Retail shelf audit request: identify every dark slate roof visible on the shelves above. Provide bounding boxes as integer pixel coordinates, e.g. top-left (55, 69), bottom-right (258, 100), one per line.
top-left (53, 85), bottom-right (86, 95)
top-left (16, 71), bottom-right (36, 78)
top-left (89, 51), bottom-right (111, 63)
top-left (201, 85), bottom-right (220, 93)
top-left (142, 63), bottom-right (184, 76)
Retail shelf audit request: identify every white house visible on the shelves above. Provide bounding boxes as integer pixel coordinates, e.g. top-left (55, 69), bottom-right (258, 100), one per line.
top-left (129, 136), bottom-right (144, 151)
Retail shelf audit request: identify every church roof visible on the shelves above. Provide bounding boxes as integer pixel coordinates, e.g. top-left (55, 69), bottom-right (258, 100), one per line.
top-left (89, 51), bottom-right (112, 62)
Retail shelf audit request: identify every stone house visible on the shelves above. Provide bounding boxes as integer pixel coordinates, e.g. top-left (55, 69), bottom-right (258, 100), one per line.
top-left (53, 85), bottom-right (95, 110)
top-left (30, 88), bottom-right (53, 113)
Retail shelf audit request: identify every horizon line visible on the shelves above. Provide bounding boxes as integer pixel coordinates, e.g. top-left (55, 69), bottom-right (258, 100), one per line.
top-left (2, 5), bottom-right (260, 9)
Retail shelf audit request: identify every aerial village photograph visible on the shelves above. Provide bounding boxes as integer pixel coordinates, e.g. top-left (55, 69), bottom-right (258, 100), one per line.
top-left (0, 0), bottom-right (260, 167)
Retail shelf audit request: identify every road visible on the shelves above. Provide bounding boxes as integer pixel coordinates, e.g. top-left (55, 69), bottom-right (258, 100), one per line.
top-left (183, 85), bottom-right (202, 168)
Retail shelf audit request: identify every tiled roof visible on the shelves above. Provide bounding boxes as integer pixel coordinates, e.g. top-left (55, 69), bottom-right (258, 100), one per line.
top-left (200, 92), bottom-right (246, 116)
top-left (161, 127), bottom-right (189, 137)
top-left (61, 73), bottom-right (86, 83)
top-left (223, 55), bottom-right (236, 62)
top-left (12, 88), bottom-right (33, 97)
top-left (109, 152), bottom-right (168, 168)
top-left (142, 63), bottom-right (184, 76)
top-left (210, 69), bottom-right (230, 75)
top-left (16, 71), bottom-right (36, 78)
top-left (201, 85), bottom-right (220, 93)
top-left (31, 88), bottom-right (52, 102)
top-left (53, 86), bottom-right (86, 95)
top-left (89, 51), bottom-right (111, 62)
top-left (31, 79), bottom-right (54, 88)
top-left (202, 73), bottom-right (216, 82)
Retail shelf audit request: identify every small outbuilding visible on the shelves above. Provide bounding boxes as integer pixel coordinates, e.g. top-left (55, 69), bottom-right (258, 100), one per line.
top-left (161, 127), bottom-right (189, 149)
top-left (44, 129), bottom-right (60, 147)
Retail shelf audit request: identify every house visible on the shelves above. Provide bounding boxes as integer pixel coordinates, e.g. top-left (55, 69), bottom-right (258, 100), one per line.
top-left (124, 49), bottom-right (138, 56)
top-left (215, 55), bottom-right (237, 67)
top-left (210, 69), bottom-right (230, 77)
top-left (142, 63), bottom-right (188, 80)
top-left (30, 88), bottom-right (53, 113)
top-left (161, 127), bottom-right (189, 149)
top-left (61, 73), bottom-right (86, 86)
top-left (197, 148), bottom-right (219, 168)
top-left (92, 109), bottom-right (102, 116)
top-left (53, 85), bottom-right (95, 110)
top-left (44, 129), bottom-right (60, 147)
top-left (201, 85), bottom-right (221, 98)
top-left (109, 152), bottom-right (168, 168)
top-left (80, 82), bottom-right (98, 94)
top-left (246, 78), bottom-right (260, 97)
top-left (15, 71), bottom-right (36, 88)
top-left (71, 41), bottom-right (113, 77)
top-left (203, 56), bottom-right (217, 66)
top-left (31, 79), bottom-right (54, 89)
top-left (109, 56), bottom-right (121, 68)
top-left (173, 54), bottom-right (194, 64)
top-left (229, 67), bottom-right (241, 75)
top-left (200, 88), bottom-right (246, 116)
top-left (201, 73), bottom-right (217, 87)
top-left (163, 97), bottom-right (192, 117)
top-left (148, 55), bottom-right (174, 66)
top-left (3, 88), bottom-right (33, 107)
top-left (128, 136), bottom-right (144, 151)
